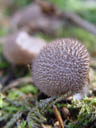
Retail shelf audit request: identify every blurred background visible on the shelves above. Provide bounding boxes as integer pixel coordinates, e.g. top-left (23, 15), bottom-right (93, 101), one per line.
top-left (0, 0), bottom-right (96, 85)
top-left (0, 0), bottom-right (96, 128)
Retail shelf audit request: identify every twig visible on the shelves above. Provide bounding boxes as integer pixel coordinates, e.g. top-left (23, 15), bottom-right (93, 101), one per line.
top-left (62, 12), bottom-right (96, 35)
top-left (2, 77), bottom-right (33, 93)
top-left (53, 105), bottom-right (64, 128)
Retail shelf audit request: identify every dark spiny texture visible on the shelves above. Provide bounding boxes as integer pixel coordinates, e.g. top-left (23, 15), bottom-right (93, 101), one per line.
top-left (32, 38), bottom-right (90, 96)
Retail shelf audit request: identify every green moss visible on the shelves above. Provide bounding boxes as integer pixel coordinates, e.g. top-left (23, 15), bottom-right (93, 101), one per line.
top-left (20, 120), bottom-right (27, 128)
top-left (20, 84), bottom-right (39, 95)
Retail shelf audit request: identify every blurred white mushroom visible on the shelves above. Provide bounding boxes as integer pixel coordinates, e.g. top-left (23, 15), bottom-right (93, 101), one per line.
top-left (3, 31), bottom-right (47, 65)
top-left (12, 3), bottom-right (42, 28)
top-left (11, 3), bottom-right (63, 32)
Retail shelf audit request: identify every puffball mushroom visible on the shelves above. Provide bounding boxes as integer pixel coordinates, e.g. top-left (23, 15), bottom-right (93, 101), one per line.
top-left (32, 38), bottom-right (90, 97)
top-left (3, 31), bottom-right (46, 65)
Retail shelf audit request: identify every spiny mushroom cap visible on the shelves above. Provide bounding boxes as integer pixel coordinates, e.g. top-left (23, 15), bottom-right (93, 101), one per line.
top-left (3, 31), bottom-right (46, 65)
top-left (32, 38), bottom-right (90, 96)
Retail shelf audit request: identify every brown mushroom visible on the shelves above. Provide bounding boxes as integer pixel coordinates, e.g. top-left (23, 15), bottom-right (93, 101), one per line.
top-left (3, 31), bottom-right (46, 65)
